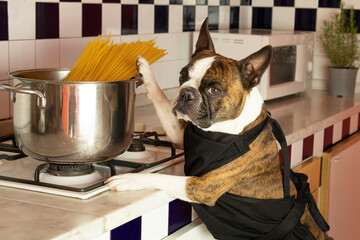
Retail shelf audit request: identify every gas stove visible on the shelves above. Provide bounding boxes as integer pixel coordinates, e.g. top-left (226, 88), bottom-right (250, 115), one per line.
top-left (0, 133), bottom-right (184, 199)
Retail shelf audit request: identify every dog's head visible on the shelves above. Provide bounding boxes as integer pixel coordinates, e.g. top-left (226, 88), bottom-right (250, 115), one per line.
top-left (172, 18), bottom-right (272, 131)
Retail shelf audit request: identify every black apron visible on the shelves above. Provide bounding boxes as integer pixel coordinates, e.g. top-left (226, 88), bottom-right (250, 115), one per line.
top-left (183, 114), bottom-right (330, 240)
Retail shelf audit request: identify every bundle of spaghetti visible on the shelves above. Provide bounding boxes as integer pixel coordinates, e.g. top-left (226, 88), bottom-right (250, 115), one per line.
top-left (64, 34), bottom-right (167, 82)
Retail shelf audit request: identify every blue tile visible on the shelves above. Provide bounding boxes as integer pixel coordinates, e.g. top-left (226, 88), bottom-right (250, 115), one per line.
top-left (230, 7), bottom-right (239, 29)
top-left (36, 3), bottom-right (59, 39)
top-left (196, 0), bottom-right (208, 5)
top-left (252, 7), bottom-right (272, 29)
top-left (318, 0), bottom-right (340, 8)
top-left (111, 217), bottom-right (141, 240)
top-left (139, 0), bottom-right (154, 4)
top-left (241, 0), bottom-right (251, 6)
top-left (183, 6), bottom-right (195, 32)
top-left (155, 6), bottom-right (169, 33)
top-left (0, 1), bottom-right (8, 41)
top-left (170, 0), bottom-right (183, 4)
top-left (208, 6), bottom-right (219, 30)
top-left (220, 0), bottom-right (230, 5)
top-left (122, 5), bottom-right (138, 35)
top-left (294, 8), bottom-right (317, 31)
top-left (274, 0), bottom-right (294, 7)
top-left (82, 4), bottom-right (102, 37)
top-left (168, 199), bottom-right (192, 235)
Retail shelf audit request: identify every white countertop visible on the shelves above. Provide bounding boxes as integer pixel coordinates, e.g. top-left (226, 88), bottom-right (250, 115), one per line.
top-left (1, 89), bottom-right (360, 240)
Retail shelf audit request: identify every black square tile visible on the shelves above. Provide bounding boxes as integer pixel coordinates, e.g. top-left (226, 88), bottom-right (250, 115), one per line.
top-left (155, 6), bottom-right (169, 33)
top-left (208, 6), bottom-right (219, 30)
top-left (82, 4), bottom-right (102, 37)
top-left (0, 2), bottom-right (8, 41)
top-left (252, 7), bottom-right (272, 29)
top-left (295, 8), bottom-right (317, 31)
top-left (170, 0), bottom-right (183, 4)
top-left (196, 0), bottom-right (207, 5)
top-left (36, 3), bottom-right (59, 39)
top-left (318, 0), bottom-right (340, 8)
top-left (241, 0), bottom-right (251, 5)
top-left (274, 0), bottom-right (294, 7)
top-left (220, 0), bottom-right (230, 5)
top-left (103, 0), bottom-right (121, 3)
top-left (122, 5), bottom-right (138, 35)
top-left (230, 7), bottom-right (239, 29)
top-left (139, 0), bottom-right (154, 4)
top-left (168, 200), bottom-right (192, 235)
top-left (110, 217), bottom-right (141, 240)
top-left (183, 6), bottom-right (195, 32)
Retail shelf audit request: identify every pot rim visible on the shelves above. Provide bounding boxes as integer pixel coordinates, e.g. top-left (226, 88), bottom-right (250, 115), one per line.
top-left (8, 68), bottom-right (142, 84)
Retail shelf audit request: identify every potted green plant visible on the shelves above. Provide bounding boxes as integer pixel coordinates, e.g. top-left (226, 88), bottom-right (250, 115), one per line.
top-left (319, 3), bottom-right (360, 97)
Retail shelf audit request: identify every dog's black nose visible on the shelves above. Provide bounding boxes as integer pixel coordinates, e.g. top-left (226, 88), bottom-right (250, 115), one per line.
top-left (179, 87), bottom-right (196, 102)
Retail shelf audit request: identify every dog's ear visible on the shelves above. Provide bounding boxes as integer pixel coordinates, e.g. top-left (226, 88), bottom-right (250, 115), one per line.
top-left (238, 45), bottom-right (272, 89)
top-left (192, 18), bottom-right (215, 58)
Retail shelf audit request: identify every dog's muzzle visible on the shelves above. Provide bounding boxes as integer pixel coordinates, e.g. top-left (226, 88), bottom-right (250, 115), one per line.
top-left (172, 87), bottom-right (197, 116)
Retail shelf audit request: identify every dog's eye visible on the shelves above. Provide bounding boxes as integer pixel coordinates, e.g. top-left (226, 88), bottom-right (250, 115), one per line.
top-left (207, 87), bottom-right (221, 96)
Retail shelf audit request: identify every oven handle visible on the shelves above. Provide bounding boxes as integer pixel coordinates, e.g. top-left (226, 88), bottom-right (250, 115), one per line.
top-left (0, 83), bottom-right (46, 108)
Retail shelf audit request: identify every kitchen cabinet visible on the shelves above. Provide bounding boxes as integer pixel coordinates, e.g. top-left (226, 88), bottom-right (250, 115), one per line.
top-left (320, 131), bottom-right (360, 239)
top-left (293, 156), bottom-right (321, 205)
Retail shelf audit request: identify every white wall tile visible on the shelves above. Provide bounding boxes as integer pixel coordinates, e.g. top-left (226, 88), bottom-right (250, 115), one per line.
top-left (230, 0), bottom-right (240, 6)
top-left (0, 41), bottom-right (9, 75)
top-left (141, 204), bottom-right (169, 240)
top-left (295, 0), bottom-right (318, 8)
top-left (183, 0), bottom-right (196, 5)
top-left (82, 0), bottom-right (102, 3)
top-left (312, 55), bottom-right (329, 82)
top-left (167, 59), bottom-right (189, 89)
top-left (36, 39), bottom-right (60, 69)
top-left (313, 129), bottom-right (325, 157)
top-left (138, 5), bottom-right (155, 35)
top-left (272, 7), bottom-right (295, 31)
top-left (252, 0), bottom-right (274, 7)
top-left (195, 6), bottom-right (208, 31)
top-left (121, 0), bottom-right (139, 4)
top-left (60, 38), bottom-right (82, 68)
top-left (342, 0), bottom-right (360, 9)
top-left (208, 0), bottom-right (220, 6)
top-left (333, 121), bottom-right (343, 144)
top-left (60, 2), bottom-right (82, 38)
top-left (316, 8), bottom-right (339, 32)
top-left (167, 33), bottom-right (192, 60)
top-left (138, 33), bottom-right (170, 62)
top-left (9, 40), bottom-right (36, 71)
top-left (8, 0), bottom-right (36, 40)
top-left (93, 231), bottom-right (110, 240)
top-left (155, 0), bottom-right (169, 5)
top-left (169, 6), bottom-right (183, 33)
top-left (291, 140), bottom-right (303, 167)
top-left (219, 6), bottom-right (230, 30)
top-left (102, 4), bottom-right (121, 36)
top-left (239, 6), bottom-right (252, 29)
top-left (350, 113), bottom-right (359, 135)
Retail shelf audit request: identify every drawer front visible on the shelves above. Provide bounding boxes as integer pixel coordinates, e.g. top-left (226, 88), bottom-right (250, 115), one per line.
top-left (293, 157), bottom-right (321, 193)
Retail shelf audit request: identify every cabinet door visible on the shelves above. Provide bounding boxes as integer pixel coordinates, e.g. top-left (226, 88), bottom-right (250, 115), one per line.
top-left (321, 131), bottom-right (360, 240)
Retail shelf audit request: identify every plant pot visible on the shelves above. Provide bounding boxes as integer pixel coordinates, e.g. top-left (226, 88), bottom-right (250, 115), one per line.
top-left (328, 67), bottom-right (358, 97)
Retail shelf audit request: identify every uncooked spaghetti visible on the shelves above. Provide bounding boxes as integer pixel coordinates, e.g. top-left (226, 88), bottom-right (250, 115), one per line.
top-left (64, 34), bottom-right (167, 82)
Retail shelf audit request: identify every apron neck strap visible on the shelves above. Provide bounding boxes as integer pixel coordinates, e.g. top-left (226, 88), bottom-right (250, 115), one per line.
top-left (268, 112), bottom-right (291, 198)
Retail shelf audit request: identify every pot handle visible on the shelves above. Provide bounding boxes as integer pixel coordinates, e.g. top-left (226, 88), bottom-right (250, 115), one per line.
top-left (0, 84), bottom-right (46, 108)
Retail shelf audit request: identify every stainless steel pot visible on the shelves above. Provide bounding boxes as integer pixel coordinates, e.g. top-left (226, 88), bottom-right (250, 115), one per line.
top-left (0, 68), bottom-right (140, 164)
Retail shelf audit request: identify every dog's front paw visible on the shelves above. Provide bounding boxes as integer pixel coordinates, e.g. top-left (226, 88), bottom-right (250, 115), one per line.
top-left (105, 173), bottom-right (149, 192)
top-left (136, 55), bottom-right (162, 100)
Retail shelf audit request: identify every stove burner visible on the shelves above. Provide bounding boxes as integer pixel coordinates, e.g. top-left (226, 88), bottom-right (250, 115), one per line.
top-left (46, 163), bottom-right (95, 176)
top-left (127, 139), bottom-right (145, 152)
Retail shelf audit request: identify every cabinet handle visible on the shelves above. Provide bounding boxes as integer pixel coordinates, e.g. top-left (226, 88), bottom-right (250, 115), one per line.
top-left (331, 155), bottom-right (342, 163)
